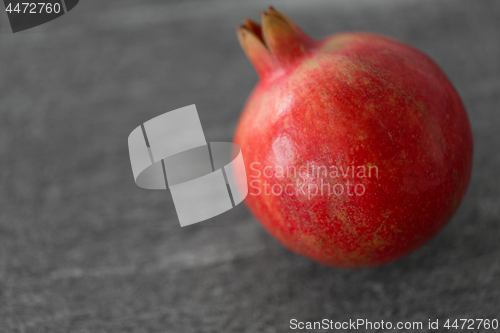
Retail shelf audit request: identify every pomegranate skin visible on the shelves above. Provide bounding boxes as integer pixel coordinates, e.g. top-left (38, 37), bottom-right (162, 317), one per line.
top-left (234, 9), bottom-right (473, 267)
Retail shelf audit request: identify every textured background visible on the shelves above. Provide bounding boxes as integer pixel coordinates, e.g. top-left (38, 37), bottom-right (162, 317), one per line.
top-left (1, 0), bottom-right (499, 332)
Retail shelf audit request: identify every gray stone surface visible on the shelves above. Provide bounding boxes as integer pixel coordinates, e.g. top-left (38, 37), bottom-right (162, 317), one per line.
top-left (0, 0), bottom-right (499, 332)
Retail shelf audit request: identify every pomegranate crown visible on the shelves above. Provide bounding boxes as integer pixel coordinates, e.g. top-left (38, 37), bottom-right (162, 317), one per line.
top-left (237, 7), bottom-right (317, 77)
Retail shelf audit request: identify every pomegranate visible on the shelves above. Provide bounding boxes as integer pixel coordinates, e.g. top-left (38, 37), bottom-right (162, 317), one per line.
top-left (234, 7), bottom-right (473, 267)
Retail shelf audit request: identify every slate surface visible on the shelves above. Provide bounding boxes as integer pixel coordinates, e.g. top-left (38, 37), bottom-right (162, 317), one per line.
top-left (0, 0), bottom-right (499, 332)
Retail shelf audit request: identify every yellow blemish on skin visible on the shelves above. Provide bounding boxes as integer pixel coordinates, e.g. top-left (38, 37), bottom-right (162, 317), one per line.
top-left (321, 35), bottom-right (357, 52)
top-left (381, 210), bottom-right (392, 220)
top-left (331, 204), bottom-right (349, 224)
top-left (299, 232), bottom-right (320, 249)
top-left (373, 237), bottom-right (389, 246)
top-left (339, 67), bottom-right (355, 85)
top-left (417, 102), bottom-right (428, 116)
top-left (303, 58), bottom-right (320, 70)
top-left (374, 220), bottom-right (386, 235)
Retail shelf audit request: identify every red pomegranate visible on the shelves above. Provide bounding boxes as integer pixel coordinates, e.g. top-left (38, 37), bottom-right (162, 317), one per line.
top-left (233, 7), bottom-right (473, 267)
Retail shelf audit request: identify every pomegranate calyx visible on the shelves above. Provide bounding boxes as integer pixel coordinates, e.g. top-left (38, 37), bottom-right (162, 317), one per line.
top-left (237, 7), bottom-right (316, 78)
top-left (237, 23), bottom-right (277, 77)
